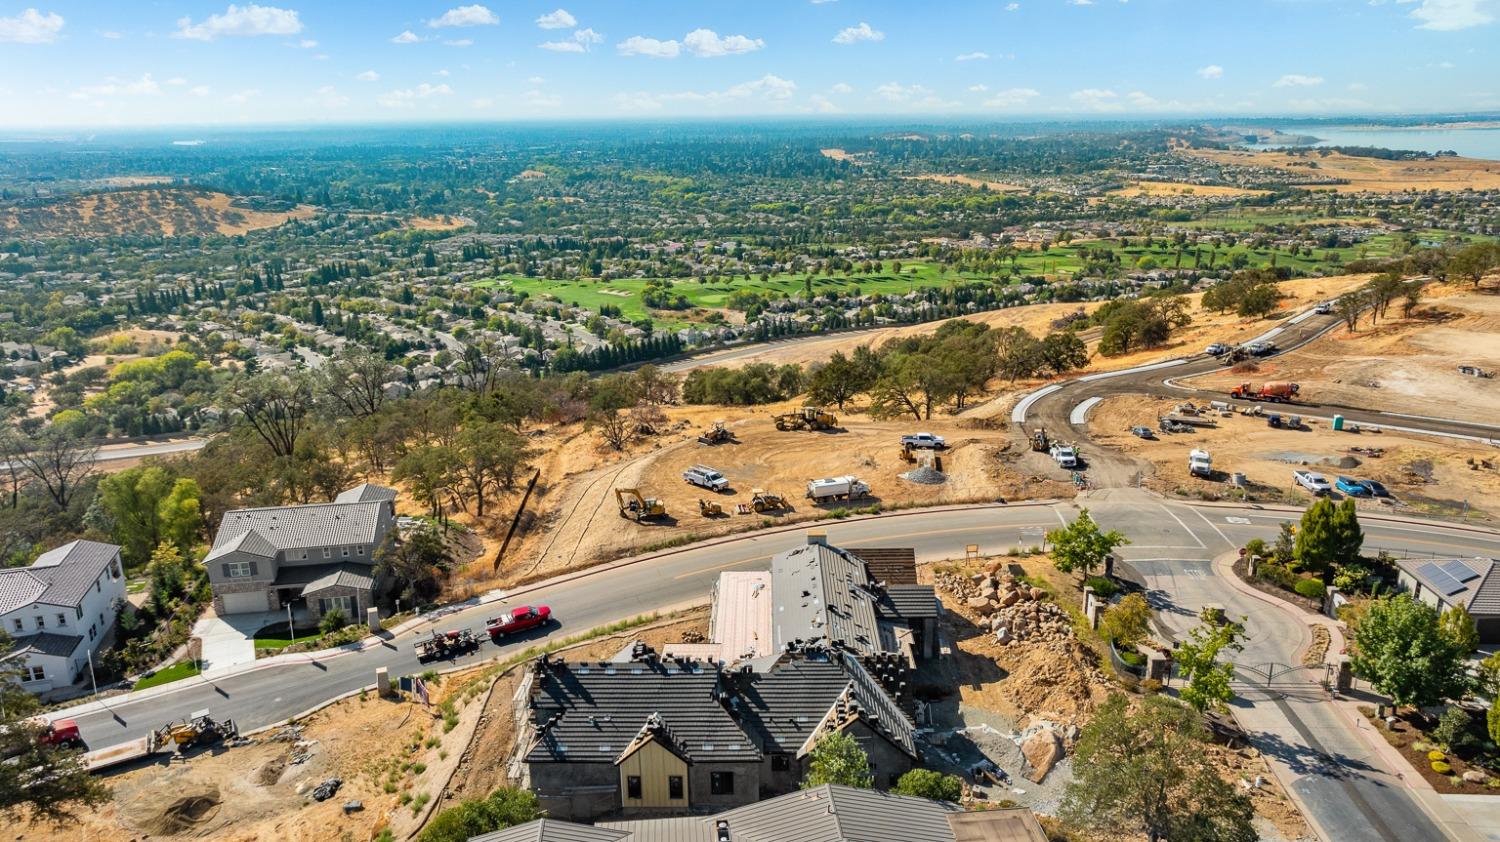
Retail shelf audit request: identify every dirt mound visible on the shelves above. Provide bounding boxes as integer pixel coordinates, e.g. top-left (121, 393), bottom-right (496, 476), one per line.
top-left (127, 786), bottom-right (222, 836)
top-left (256, 751), bottom-right (289, 786)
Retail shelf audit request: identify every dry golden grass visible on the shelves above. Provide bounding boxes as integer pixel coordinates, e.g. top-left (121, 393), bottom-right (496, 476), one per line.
top-left (0, 188), bottom-right (314, 237)
top-left (905, 173), bottom-right (1027, 192)
top-left (406, 214), bottom-right (471, 231)
top-left (1108, 180), bottom-right (1269, 198)
top-left (1184, 148), bottom-right (1500, 193)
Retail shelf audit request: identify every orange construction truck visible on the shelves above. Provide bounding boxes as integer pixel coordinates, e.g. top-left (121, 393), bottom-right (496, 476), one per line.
top-left (1230, 382), bottom-right (1299, 402)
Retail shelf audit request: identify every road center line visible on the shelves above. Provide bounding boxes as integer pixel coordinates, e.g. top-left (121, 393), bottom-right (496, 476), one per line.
top-left (1158, 504), bottom-right (1207, 549)
top-left (1190, 505), bottom-right (1234, 547)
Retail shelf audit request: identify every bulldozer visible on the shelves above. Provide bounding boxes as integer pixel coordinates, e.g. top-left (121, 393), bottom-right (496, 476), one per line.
top-left (1029, 427), bottom-right (1050, 453)
top-left (699, 498), bottom-right (726, 518)
top-left (615, 488), bottom-right (667, 522)
top-left (697, 421), bottom-right (735, 445)
top-left (774, 405), bottom-right (837, 432)
top-left (166, 709), bottom-right (238, 751)
top-left (749, 488), bottom-right (789, 513)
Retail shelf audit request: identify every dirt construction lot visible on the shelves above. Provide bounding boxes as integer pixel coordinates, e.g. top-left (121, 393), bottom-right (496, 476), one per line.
top-left (1090, 395), bottom-right (1500, 521)
top-left (1188, 288), bottom-right (1500, 426)
top-left (1185, 148), bottom-right (1500, 193)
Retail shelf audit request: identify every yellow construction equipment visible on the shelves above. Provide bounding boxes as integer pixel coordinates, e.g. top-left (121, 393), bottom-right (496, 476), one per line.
top-left (615, 488), bottom-right (667, 521)
top-left (774, 405), bottom-right (837, 432)
top-left (699, 498), bottom-right (726, 518)
top-left (750, 489), bottom-right (789, 513)
top-left (898, 443), bottom-right (918, 464)
top-left (697, 420), bottom-right (734, 445)
top-left (165, 709), bottom-right (238, 750)
top-left (1030, 428), bottom-right (1050, 453)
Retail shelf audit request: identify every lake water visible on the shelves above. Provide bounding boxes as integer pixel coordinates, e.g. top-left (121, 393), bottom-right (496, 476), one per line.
top-left (1256, 126), bottom-right (1500, 160)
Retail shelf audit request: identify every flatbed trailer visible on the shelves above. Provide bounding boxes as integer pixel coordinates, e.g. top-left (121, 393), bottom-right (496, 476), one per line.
top-left (84, 726), bottom-right (169, 773)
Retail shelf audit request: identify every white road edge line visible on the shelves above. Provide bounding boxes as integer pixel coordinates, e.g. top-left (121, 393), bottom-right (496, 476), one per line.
top-left (1190, 505), bottom-right (1234, 547)
top-left (1158, 504), bottom-right (1207, 550)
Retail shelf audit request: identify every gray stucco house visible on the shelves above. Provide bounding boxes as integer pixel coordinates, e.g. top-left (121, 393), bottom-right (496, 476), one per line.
top-left (206, 483), bottom-right (397, 620)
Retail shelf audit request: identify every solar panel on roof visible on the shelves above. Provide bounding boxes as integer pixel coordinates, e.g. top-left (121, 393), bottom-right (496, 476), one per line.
top-left (1439, 559), bottom-right (1481, 583)
top-left (1418, 562), bottom-right (1469, 596)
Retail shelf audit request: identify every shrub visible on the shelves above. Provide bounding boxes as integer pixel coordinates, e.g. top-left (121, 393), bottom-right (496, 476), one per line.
top-left (1257, 561), bottom-right (1297, 590)
top-left (319, 607), bottom-right (349, 635)
top-left (1294, 578), bottom-right (1327, 600)
top-left (1432, 761), bottom-right (1452, 774)
top-left (1429, 750), bottom-right (1447, 762)
top-left (1244, 538), bottom-right (1268, 558)
top-left (419, 788), bottom-right (541, 842)
top-left (1139, 678), bottom-right (1162, 694)
top-left (1432, 707), bottom-right (1477, 752)
top-left (1084, 576), bottom-right (1119, 599)
top-left (892, 768), bottom-right (963, 802)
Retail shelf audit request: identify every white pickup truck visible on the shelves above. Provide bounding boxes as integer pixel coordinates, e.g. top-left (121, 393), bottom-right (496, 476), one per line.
top-left (1049, 443), bottom-right (1079, 469)
top-left (1293, 469), bottom-right (1332, 495)
top-left (901, 432), bottom-right (947, 450)
top-left (682, 465), bottom-right (729, 491)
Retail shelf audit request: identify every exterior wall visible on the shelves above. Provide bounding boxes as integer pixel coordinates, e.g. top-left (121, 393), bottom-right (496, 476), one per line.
top-left (1396, 571), bottom-right (1450, 613)
top-left (686, 760), bottom-right (760, 813)
top-left (275, 541), bottom-right (377, 569)
top-left (841, 720), bottom-right (916, 789)
top-left (529, 762), bottom-right (620, 821)
top-left (305, 584), bottom-right (371, 622)
top-left (618, 740), bottom-right (689, 810)
top-left (206, 551), bottom-right (277, 587)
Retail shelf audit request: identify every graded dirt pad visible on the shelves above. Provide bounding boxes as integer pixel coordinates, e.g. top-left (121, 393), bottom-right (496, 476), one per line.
top-left (407, 214), bottom-right (472, 230)
top-left (1108, 180), bottom-right (1269, 198)
top-left (905, 173), bottom-right (1027, 192)
top-left (1187, 288), bottom-right (1500, 426)
top-left (1089, 395), bottom-right (1500, 520)
top-left (680, 275), bottom-right (1371, 377)
top-left (0, 188), bottom-right (316, 237)
top-left (1184, 148), bottom-right (1500, 193)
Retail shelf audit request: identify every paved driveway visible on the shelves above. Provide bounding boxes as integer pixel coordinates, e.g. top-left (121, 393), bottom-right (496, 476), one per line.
top-left (192, 610), bottom-right (282, 669)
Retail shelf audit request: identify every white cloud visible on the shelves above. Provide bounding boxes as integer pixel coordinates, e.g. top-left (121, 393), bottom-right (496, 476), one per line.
top-left (471, 97), bottom-right (494, 109)
top-left (391, 30), bottom-right (422, 44)
top-left (810, 0), bottom-right (839, 4)
top-left (832, 22), bottom-right (883, 44)
top-left (1069, 88), bottom-right (1121, 110)
top-left (296, 38), bottom-right (316, 48)
top-left (526, 75), bottom-right (544, 84)
top-left (875, 82), bottom-right (928, 102)
top-left (535, 8), bottom-right (576, 29)
top-left (830, 82), bottom-right (853, 94)
top-left (984, 87), bottom-right (1039, 107)
top-left (1198, 64), bottom-right (1223, 79)
top-left (98, 29), bottom-right (121, 39)
top-left (189, 85), bottom-right (211, 97)
top-left (1004, 2), bottom-right (1020, 9)
top-left (727, 74), bottom-right (796, 100)
top-left (437, 69), bottom-right (453, 77)
top-left (683, 28), bottom-right (764, 57)
top-left (540, 27), bottom-right (601, 52)
top-left (377, 82), bottom-right (453, 108)
top-left (955, 51), bottom-right (989, 61)
top-left (0, 9), bottom-right (64, 43)
top-left (1398, 0), bottom-right (1495, 31)
top-left (165, 77), bottom-right (188, 86)
top-left (615, 75), bottom-right (800, 111)
top-left (174, 4), bottom-right (301, 41)
top-left (1274, 73), bottom-right (1324, 87)
top-left (71, 73), bottom-right (161, 99)
top-left (1126, 90), bottom-right (1158, 107)
top-left (968, 83), bottom-right (989, 92)
top-left (617, 35), bottom-right (680, 58)
top-left (311, 85), bottom-right (348, 108)
top-left (428, 5), bottom-right (498, 28)
top-left (521, 89), bottom-right (561, 108)
top-left (1070, 0), bottom-right (1095, 5)
top-left (808, 94), bottom-right (840, 113)
top-left (356, 70), bottom-right (380, 82)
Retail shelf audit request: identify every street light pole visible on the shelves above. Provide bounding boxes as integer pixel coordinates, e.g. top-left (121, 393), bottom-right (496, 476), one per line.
top-left (87, 649), bottom-right (98, 697)
top-left (287, 602), bottom-right (296, 647)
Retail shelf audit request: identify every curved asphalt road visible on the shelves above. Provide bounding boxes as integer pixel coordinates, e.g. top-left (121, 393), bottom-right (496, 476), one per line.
top-left (56, 495), bottom-right (1500, 841)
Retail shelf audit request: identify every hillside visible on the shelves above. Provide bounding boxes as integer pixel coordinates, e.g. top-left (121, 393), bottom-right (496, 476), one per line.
top-left (0, 188), bottom-right (316, 238)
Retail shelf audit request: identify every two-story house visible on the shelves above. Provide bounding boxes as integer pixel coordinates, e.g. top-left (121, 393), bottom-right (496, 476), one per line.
top-left (206, 483), bottom-right (396, 621)
top-left (0, 540), bottom-right (125, 695)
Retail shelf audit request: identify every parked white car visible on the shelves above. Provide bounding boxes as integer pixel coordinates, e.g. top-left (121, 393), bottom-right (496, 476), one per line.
top-left (1293, 470), bottom-right (1331, 495)
top-left (901, 432), bottom-right (947, 450)
top-left (682, 465), bottom-right (729, 491)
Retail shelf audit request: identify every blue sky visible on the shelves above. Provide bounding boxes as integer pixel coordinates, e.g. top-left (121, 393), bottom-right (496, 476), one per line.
top-left (0, 0), bottom-right (1496, 126)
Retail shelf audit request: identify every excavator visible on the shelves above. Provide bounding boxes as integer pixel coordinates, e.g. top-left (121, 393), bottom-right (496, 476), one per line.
top-left (697, 420), bottom-right (735, 445)
top-left (615, 488), bottom-right (667, 522)
top-left (774, 405), bottom-right (837, 432)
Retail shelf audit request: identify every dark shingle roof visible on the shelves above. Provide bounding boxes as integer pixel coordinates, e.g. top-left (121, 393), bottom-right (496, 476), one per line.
top-left (845, 547), bottom-right (918, 585)
top-left (211, 501), bottom-right (389, 555)
top-left (300, 564), bottom-right (375, 595)
top-left (772, 544), bottom-right (882, 656)
top-left (691, 785), bottom-right (962, 842)
top-left (334, 483), bottom-right (398, 504)
top-left (10, 631), bottom-right (84, 659)
top-left (0, 540), bottom-right (120, 613)
top-left (471, 819), bottom-right (630, 842)
top-left (875, 585), bottom-right (940, 621)
top-left (527, 661), bottom-right (761, 764)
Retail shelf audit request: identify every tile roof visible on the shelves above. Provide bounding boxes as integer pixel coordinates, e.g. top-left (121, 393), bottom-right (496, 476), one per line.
top-left (471, 818), bottom-right (630, 842)
top-left (874, 585), bottom-right (940, 621)
top-left (300, 564), bottom-right (375, 595)
top-left (845, 547), bottom-right (919, 585)
top-left (0, 540), bottom-right (120, 613)
top-left (212, 500), bottom-right (390, 554)
top-left (205, 529), bottom-right (278, 562)
top-left (1398, 557), bottom-right (1500, 615)
top-left (9, 631), bottom-right (85, 659)
top-left (771, 544), bottom-right (882, 657)
top-left (334, 483), bottom-right (398, 504)
top-left (946, 809), bottom-right (1049, 842)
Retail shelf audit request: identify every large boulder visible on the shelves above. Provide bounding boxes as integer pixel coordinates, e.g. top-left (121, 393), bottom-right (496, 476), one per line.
top-left (1463, 770), bottom-right (1489, 784)
top-left (1021, 729), bottom-right (1063, 783)
top-left (966, 596), bottom-right (995, 616)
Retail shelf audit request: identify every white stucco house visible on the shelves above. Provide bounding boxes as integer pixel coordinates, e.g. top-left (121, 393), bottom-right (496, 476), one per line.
top-left (0, 540), bottom-right (126, 694)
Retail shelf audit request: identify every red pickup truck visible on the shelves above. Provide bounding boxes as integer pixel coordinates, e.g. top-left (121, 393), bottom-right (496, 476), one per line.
top-left (485, 605), bottom-right (552, 638)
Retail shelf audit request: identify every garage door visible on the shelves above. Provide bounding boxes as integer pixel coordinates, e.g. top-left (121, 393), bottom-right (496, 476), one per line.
top-left (220, 591), bottom-right (269, 614)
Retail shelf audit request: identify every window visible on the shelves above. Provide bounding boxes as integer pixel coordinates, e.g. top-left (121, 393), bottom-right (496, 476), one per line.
top-left (625, 775), bottom-right (642, 800)
top-left (11, 618), bottom-right (23, 632)
top-left (24, 665), bottom-right (44, 682)
top-left (300, 551), bottom-right (309, 560)
top-left (95, 580), bottom-right (100, 593)
top-left (319, 596), bottom-right (355, 615)
top-left (56, 613), bottom-right (66, 626)
top-left (88, 624), bottom-right (96, 641)
top-left (356, 546), bottom-right (365, 556)
top-left (710, 771), bottom-right (734, 795)
top-left (341, 546), bottom-right (350, 557)
top-left (224, 561), bottom-right (254, 579)
top-left (322, 547), bottom-right (332, 559)
top-left (771, 754), bottom-right (790, 772)
top-left (34, 615), bottom-right (44, 629)
top-left (75, 605), bottom-right (82, 620)
top-left (668, 776), bottom-right (684, 800)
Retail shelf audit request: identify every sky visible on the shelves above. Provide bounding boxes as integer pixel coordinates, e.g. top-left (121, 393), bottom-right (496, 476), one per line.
top-left (0, 0), bottom-right (1497, 127)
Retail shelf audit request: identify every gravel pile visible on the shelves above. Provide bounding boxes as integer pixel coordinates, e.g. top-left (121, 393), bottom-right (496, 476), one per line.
top-left (901, 465), bottom-right (947, 484)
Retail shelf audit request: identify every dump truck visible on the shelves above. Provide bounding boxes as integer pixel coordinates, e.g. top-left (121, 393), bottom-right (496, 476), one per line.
top-left (697, 421), bottom-right (735, 445)
top-left (1230, 382), bottom-right (1299, 402)
top-left (806, 476), bottom-right (870, 502)
top-left (615, 488), bottom-right (667, 521)
top-left (1189, 449), bottom-right (1213, 478)
top-left (774, 405), bottom-right (837, 432)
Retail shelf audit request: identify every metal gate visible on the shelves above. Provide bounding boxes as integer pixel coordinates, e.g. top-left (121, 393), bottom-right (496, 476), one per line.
top-left (1233, 662), bottom-right (1331, 689)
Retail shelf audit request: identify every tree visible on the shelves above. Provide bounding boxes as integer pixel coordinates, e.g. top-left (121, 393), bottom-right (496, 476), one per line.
top-left (452, 422), bottom-right (535, 518)
top-left (1175, 619), bottom-right (1244, 714)
top-left (1448, 242), bottom-right (1500, 287)
top-left (1365, 272), bottom-right (1405, 322)
top-left (375, 525), bottom-right (455, 607)
top-left (98, 467), bottom-right (202, 568)
top-left (994, 326), bottom-right (1043, 382)
top-left (12, 427), bottom-right (98, 510)
top-left (319, 348), bottom-right (397, 418)
top-left (1047, 508), bottom-right (1129, 581)
top-left (807, 350), bottom-right (874, 411)
top-left (892, 768), bottom-right (963, 802)
top-left (220, 371), bottom-right (315, 458)
top-left (1335, 290), bottom-right (1365, 331)
top-left (1038, 331), bottom-right (1089, 376)
top-left (1401, 279), bottom-right (1424, 318)
top-left (1439, 603), bottom-right (1480, 654)
top-left (587, 373), bottom-right (640, 451)
top-left (0, 633), bottom-right (111, 822)
top-left (801, 731), bottom-right (872, 789)
top-left (418, 787), bottom-right (541, 842)
top-left (392, 445), bottom-right (461, 518)
top-left (1061, 694), bottom-right (1256, 842)
top-left (1294, 497), bottom-right (1361, 579)
top-left (1101, 593), bottom-right (1152, 648)
top-left (1236, 283), bottom-right (1281, 318)
top-left (1349, 594), bottom-right (1471, 709)
top-left (1488, 697), bottom-right (1500, 748)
